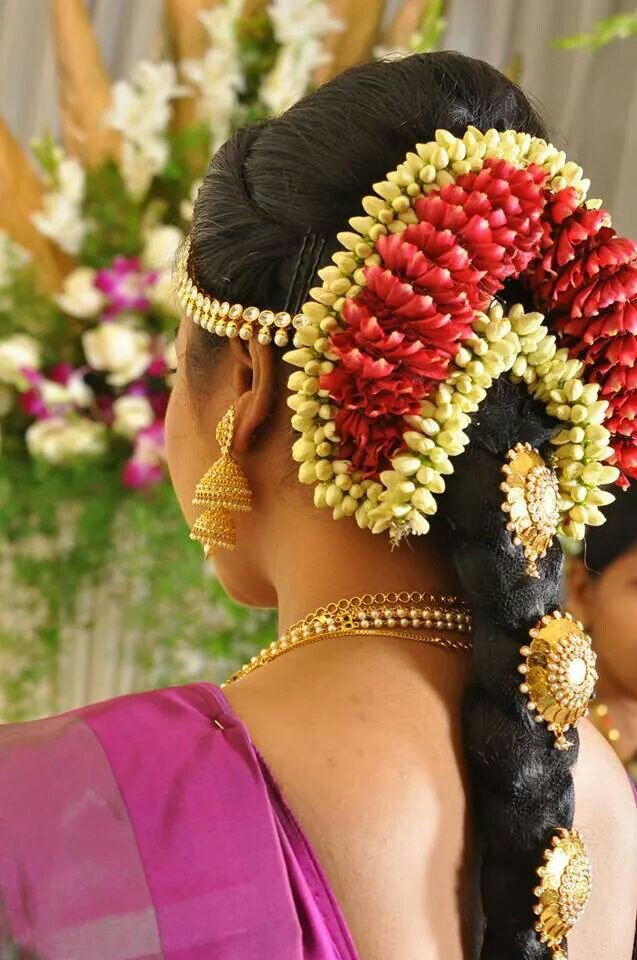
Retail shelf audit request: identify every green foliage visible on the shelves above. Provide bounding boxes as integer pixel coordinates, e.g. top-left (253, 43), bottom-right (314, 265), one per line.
top-left (555, 12), bottom-right (637, 51)
top-left (0, 451), bottom-right (275, 720)
top-left (237, 13), bottom-right (278, 107)
top-left (411, 0), bottom-right (446, 53)
top-left (80, 162), bottom-right (145, 266)
top-left (0, 265), bottom-right (67, 363)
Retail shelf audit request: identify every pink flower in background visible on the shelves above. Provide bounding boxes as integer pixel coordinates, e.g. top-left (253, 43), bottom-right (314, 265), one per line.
top-left (146, 353), bottom-right (168, 377)
top-left (122, 419), bottom-right (165, 489)
top-left (19, 365), bottom-right (94, 420)
top-left (95, 256), bottom-right (157, 318)
top-left (19, 369), bottom-right (49, 419)
top-left (94, 393), bottom-right (115, 426)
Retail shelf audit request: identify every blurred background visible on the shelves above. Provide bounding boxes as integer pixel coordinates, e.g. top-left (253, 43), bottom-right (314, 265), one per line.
top-left (0, 0), bottom-right (635, 726)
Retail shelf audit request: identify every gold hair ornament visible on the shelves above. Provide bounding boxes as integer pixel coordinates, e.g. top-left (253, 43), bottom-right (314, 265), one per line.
top-left (519, 611), bottom-right (598, 749)
top-left (189, 405), bottom-right (252, 554)
top-left (533, 828), bottom-right (592, 959)
top-left (501, 442), bottom-right (560, 577)
top-left (176, 236), bottom-right (309, 347)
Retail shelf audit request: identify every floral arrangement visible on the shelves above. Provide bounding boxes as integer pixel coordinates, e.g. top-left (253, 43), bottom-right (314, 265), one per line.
top-left (0, 0), bottom-right (349, 487)
top-left (0, 0), bottom-right (440, 717)
top-left (284, 128), bottom-right (636, 543)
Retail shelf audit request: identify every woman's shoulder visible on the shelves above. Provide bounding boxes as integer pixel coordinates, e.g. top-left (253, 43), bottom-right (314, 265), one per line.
top-left (0, 684), bottom-right (294, 958)
top-left (0, 682), bottom-right (235, 796)
top-left (0, 681), bottom-right (224, 746)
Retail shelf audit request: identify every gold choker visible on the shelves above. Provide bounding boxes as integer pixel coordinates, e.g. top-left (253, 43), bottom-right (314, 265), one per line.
top-left (222, 591), bottom-right (473, 686)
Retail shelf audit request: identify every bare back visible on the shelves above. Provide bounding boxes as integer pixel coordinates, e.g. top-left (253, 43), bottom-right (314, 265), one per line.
top-left (223, 636), bottom-right (637, 960)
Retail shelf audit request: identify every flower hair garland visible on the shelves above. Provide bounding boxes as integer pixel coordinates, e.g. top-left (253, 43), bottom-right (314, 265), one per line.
top-left (282, 127), bottom-right (635, 543)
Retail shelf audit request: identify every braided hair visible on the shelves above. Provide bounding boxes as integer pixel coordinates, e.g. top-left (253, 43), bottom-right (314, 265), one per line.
top-left (188, 52), bottom-right (580, 957)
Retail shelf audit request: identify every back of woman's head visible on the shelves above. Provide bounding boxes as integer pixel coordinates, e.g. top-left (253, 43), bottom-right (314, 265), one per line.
top-left (184, 51), bottom-right (633, 958)
top-left (190, 52), bottom-right (547, 316)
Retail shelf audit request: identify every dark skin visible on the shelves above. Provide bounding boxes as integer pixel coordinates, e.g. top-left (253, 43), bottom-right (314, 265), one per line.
top-left (165, 316), bottom-right (637, 959)
top-left (568, 546), bottom-right (637, 766)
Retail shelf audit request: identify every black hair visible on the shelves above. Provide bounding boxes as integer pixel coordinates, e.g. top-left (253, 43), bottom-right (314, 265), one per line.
top-left (584, 484), bottom-right (637, 575)
top-left (188, 52), bottom-right (576, 958)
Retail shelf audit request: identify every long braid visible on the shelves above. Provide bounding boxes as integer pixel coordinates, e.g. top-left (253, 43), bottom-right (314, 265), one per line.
top-left (442, 376), bottom-right (577, 957)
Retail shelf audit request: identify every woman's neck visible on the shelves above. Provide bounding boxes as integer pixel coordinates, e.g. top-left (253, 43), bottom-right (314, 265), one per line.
top-left (265, 505), bottom-right (461, 636)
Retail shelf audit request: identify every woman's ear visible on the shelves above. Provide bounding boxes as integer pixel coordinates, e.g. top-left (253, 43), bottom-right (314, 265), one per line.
top-left (227, 336), bottom-right (277, 453)
top-left (566, 556), bottom-right (596, 629)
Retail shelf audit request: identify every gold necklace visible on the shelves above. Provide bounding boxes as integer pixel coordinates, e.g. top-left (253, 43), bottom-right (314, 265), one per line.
top-left (222, 591), bottom-right (473, 686)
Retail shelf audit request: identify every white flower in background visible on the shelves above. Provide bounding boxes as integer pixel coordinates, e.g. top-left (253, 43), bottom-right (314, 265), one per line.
top-left (82, 320), bottom-right (152, 387)
top-left (260, 40), bottom-right (322, 114)
top-left (0, 333), bottom-right (41, 386)
top-left (142, 224), bottom-right (184, 312)
top-left (55, 267), bottom-right (105, 318)
top-left (26, 416), bottom-right (107, 464)
top-left (32, 153), bottom-right (87, 255)
top-left (65, 370), bottom-right (94, 408)
top-left (268, 0), bottom-right (342, 44)
top-left (142, 225), bottom-right (183, 272)
top-left (181, 4), bottom-right (244, 150)
top-left (105, 61), bottom-right (187, 199)
top-left (261, 0), bottom-right (342, 114)
top-left (0, 232), bottom-right (30, 288)
top-left (0, 385), bottom-right (13, 417)
top-left (112, 394), bottom-right (155, 440)
top-left (180, 178), bottom-right (202, 223)
top-left (39, 370), bottom-right (93, 410)
top-left (119, 139), bottom-right (169, 200)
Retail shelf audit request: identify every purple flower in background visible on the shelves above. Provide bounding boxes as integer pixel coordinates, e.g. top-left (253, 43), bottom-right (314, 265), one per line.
top-left (49, 362), bottom-right (75, 385)
top-left (146, 354), bottom-right (168, 378)
top-left (122, 458), bottom-right (164, 488)
top-left (122, 419), bottom-right (165, 489)
top-left (95, 257), bottom-right (157, 319)
top-left (19, 365), bottom-right (94, 420)
top-left (19, 369), bottom-right (49, 419)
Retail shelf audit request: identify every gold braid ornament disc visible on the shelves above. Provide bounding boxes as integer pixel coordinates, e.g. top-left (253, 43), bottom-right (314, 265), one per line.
top-left (533, 828), bottom-right (592, 958)
top-left (501, 442), bottom-right (560, 577)
top-left (519, 611), bottom-right (598, 750)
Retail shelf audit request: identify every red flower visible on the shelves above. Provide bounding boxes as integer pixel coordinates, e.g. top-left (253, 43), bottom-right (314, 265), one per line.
top-left (321, 159), bottom-right (549, 476)
top-left (526, 195), bottom-right (637, 486)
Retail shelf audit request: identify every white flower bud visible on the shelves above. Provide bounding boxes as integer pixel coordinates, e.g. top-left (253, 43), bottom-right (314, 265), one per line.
top-left (585, 488), bottom-right (615, 507)
top-left (412, 488), bottom-right (437, 514)
top-left (406, 509), bottom-right (430, 535)
top-left (392, 455), bottom-right (422, 476)
top-left (584, 401), bottom-right (608, 425)
top-left (313, 484), bottom-right (327, 509)
top-left (291, 438), bottom-right (315, 462)
top-left (298, 460), bottom-right (317, 484)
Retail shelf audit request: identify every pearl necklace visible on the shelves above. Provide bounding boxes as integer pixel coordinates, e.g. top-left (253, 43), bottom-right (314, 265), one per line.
top-left (222, 591), bottom-right (473, 686)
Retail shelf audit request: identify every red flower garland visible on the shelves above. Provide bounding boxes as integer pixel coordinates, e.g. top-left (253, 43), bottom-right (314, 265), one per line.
top-left (526, 189), bottom-right (637, 487)
top-left (321, 160), bottom-right (547, 474)
top-left (320, 158), bottom-right (637, 486)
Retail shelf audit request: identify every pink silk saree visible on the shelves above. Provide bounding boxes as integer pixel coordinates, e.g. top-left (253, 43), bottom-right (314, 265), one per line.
top-left (0, 683), bottom-right (360, 960)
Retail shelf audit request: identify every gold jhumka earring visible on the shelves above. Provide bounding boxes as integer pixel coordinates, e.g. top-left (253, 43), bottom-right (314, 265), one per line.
top-left (189, 406), bottom-right (252, 555)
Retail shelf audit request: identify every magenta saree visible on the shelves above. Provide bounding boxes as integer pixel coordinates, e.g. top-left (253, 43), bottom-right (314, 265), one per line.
top-left (0, 683), bottom-right (359, 960)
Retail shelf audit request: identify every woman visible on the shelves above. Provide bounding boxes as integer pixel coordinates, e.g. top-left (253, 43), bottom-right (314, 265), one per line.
top-left (568, 486), bottom-right (637, 789)
top-left (0, 53), bottom-right (636, 960)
